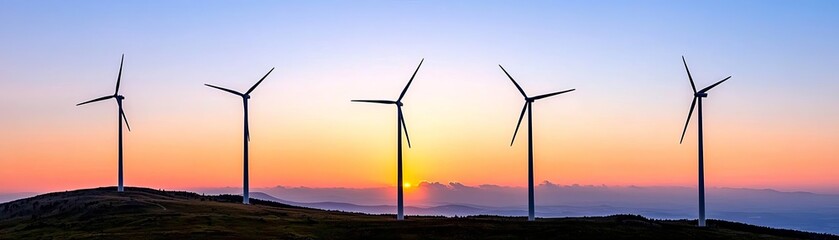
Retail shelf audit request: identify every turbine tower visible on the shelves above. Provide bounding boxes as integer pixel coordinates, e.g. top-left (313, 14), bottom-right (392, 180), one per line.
top-left (76, 54), bottom-right (132, 192)
top-left (500, 65), bottom-right (575, 221)
top-left (678, 56), bottom-right (732, 227)
top-left (352, 59), bottom-right (423, 220)
top-left (205, 67), bottom-right (274, 204)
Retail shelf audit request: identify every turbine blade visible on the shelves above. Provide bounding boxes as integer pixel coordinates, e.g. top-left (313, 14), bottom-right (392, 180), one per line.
top-left (499, 65), bottom-right (528, 98)
top-left (115, 54), bottom-right (124, 95)
top-left (399, 107), bottom-right (411, 148)
top-left (76, 95), bottom-right (114, 106)
top-left (120, 107), bottom-right (131, 132)
top-left (351, 100), bottom-right (397, 104)
top-left (511, 102), bottom-right (528, 146)
top-left (699, 76), bottom-right (732, 93)
top-left (682, 56), bottom-right (697, 93)
top-left (680, 97), bottom-right (697, 144)
top-left (398, 59), bottom-right (424, 101)
top-left (531, 89), bottom-right (576, 100)
top-left (246, 67), bottom-right (275, 95)
top-left (205, 84), bottom-right (243, 96)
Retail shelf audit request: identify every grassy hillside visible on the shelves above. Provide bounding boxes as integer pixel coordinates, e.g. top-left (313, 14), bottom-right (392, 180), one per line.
top-left (0, 187), bottom-right (836, 240)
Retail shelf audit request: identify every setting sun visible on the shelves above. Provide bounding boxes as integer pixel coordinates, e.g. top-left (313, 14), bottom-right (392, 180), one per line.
top-left (403, 183), bottom-right (412, 188)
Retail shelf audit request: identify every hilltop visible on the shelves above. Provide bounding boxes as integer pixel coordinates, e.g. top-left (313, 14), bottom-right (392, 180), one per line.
top-left (0, 187), bottom-right (836, 240)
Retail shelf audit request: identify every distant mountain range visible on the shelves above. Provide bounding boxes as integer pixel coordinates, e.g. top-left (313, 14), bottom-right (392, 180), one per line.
top-left (249, 192), bottom-right (490, 216)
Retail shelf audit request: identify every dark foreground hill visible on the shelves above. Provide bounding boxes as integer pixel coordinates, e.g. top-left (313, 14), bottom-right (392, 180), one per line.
top-left (0, 187), bottom-right (836, 240)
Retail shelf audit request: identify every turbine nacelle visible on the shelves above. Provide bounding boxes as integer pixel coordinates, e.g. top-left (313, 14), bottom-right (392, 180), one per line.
top-left (115, 95), bottom-right (125, 100)
top-left (396, 101), bottom-right (403, 107)
top-left (500, 65), bottom-right (575, 147)
top-left (679, 56), bottom-right (732, 144)
top-left (205, 67), bottom-right (275, 100)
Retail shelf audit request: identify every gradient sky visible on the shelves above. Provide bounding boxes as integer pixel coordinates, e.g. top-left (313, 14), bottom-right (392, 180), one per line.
top-left (1, 1), bottom-right (837, 194)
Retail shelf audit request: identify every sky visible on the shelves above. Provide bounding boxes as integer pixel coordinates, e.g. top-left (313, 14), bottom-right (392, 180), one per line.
top-left (1, 1), bottom-right (838, 194)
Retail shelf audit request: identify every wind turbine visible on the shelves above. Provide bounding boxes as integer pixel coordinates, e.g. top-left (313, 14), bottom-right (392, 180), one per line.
top-left (205, 67), bottom-right (274, 204)
top-left (500, 65), bottom-right (575, 221)
top-left (76, 54), bottom-right (132, 192)
top-left (352, 59), bottom-right (423, 220)
top-left (678, 56), bottom-right (732, 227)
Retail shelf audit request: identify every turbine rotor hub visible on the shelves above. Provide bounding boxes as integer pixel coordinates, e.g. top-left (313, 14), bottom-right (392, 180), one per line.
top-left (396, 101), bottom-right (403, 106)
top-left (244, 94), bottom-right (251, 99)
top-left (115, 95), bottom-right (125, 100)
top-left (695, 92), bottom-right (708, 98)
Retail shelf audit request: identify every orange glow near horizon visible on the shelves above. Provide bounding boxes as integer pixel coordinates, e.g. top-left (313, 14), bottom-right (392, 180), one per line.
top-left (2, 87), bottom-right (837, 194)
